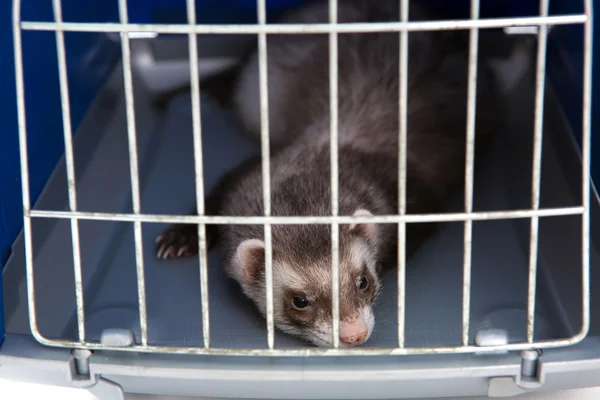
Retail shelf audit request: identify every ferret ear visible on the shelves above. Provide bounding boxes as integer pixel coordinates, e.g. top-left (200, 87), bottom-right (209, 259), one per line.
top-left (349, 209), bottom-right (377, 242)
top-left (234, 239), bottom-right (265, 282)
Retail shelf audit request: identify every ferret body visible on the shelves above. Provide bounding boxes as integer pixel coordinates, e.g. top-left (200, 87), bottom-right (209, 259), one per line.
top-left (156, 0), bottom-right (506, 348)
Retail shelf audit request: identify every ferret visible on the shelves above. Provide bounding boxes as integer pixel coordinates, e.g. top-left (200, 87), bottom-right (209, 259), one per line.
top-left (155, 0), bottom-right (512, 348)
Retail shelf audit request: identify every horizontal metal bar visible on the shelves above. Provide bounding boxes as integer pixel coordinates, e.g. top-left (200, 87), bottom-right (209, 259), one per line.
top-left (29, 206), bottom-right (584, 225)
top-left (29, 330), bottom-right (589, 357)
top-left (21, 14), bottom-right (586, 35)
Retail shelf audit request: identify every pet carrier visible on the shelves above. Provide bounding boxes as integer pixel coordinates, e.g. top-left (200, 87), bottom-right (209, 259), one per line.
top-left (1, 0), bottom-right (598, 398)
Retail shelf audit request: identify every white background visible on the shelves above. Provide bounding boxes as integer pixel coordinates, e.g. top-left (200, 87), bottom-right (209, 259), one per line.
top-left (2, 379), bottom-right (600, 400)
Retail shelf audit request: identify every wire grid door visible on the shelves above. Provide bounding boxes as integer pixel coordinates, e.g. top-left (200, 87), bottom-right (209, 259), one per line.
top-left (12, 0), bottom-right (593, 356)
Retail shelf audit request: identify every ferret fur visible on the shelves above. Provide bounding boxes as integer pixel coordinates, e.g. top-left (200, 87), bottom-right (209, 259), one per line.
top-left (156, 0), bottom-right (513, 347)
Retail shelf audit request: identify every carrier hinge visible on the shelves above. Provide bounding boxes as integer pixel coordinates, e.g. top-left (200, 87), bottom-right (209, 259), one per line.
top-left (69, 348), bottom-right (125, 400)
top-left (69, 349), bottom-right (95, 386)
top-left (488, 349), bottom-right (545, 398)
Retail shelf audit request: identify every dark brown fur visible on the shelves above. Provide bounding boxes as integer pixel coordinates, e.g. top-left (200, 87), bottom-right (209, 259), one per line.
top-left (155, 0), bottom-right (507, 346)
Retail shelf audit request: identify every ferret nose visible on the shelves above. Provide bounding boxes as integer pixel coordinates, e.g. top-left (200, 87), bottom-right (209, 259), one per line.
top-left (340, 318), bottom-right (369, 347)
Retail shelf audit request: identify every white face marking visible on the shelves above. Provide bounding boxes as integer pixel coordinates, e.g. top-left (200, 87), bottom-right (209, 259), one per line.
top-left (304, 305), bottom-right (376, 348)
top-left (348, 240), bottom-right (378, 277)
top-left (273, 261), bottom-right (305, 290)
top-left (310, 322), bottom-right (334, 348)
top-left (234, 234), bottom-right (381, 348)
top-left (361, 306), bottom-right (375, 342)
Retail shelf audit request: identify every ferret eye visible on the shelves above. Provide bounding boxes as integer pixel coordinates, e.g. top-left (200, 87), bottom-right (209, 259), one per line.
top-left (292, 296), bottom-right (309, 309)
top-left (358, 276), bottom-right (369, 290)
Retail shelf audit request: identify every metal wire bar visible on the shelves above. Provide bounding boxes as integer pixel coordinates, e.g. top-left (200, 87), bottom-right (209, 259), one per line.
top-left (52, 0), bottom-right (86, 342)
top-left (20, 14), bottom-right (586, 34)
top-left (118, 0), bottom-right (149, 346)
top-left (13, 0), bottom-right (592, 357)
top-left (29, 331), bottom-right (591, 356)
top-left (526, 0), bottom-right (550, 344)
top-left (578, 0), bottom-right (593, 341)
top-left (461, 0), bottom-right (480, 347)
top-left (329, 0), bottom-right (341, 350)
top-left (29, 206), bottom-right (584, 225)
top-left (257, 0), bottom-right (275, 350)
top-left (186, 0), bottom-right (210, 349)
top-left (397, 0), bottom-right (409, 350)
top-left (12, 0), bottom-right (46, 346)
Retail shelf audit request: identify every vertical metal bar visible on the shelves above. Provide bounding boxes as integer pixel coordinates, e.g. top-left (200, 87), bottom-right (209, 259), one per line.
top-left (12, 0), bottom-right (43, 342)
top-left (52, 0), bottom-right (85, 342)
top-left (257, 0), bottom-right (275, 350)
top-left (328, 0), bottom-right (340, 349)
top-left (462, 0), bottom-right (480, 347)
top-left (579, 0), bottom-right (592, 340)
top-left (118, 0), bottom-right (149, 346)
top-left (527, 0), bottom-right (549, 344)
top-left (397, 0), bottom-right (409, 349)
top-left (186, 0), bottom-right (211, 349)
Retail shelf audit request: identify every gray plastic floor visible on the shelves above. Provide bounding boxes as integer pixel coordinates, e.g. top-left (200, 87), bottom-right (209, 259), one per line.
top-left (4, 89), bottom-right (573, 350)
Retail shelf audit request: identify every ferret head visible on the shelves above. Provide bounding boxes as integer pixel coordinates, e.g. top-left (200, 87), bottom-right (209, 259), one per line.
top-left (229, 209), bottom-right (382, 348)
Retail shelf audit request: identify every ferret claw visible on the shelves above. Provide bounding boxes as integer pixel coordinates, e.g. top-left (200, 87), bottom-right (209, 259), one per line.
top-left (177, 246), bottom-right (188, 257)
top-left (156, 244), bottom-right (166, 259)
top-left (155, 225), bottom-right (200, 260)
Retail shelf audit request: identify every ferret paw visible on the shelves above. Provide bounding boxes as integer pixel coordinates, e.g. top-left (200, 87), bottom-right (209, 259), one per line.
top-left (155, 224), bottom-right (199, 260)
